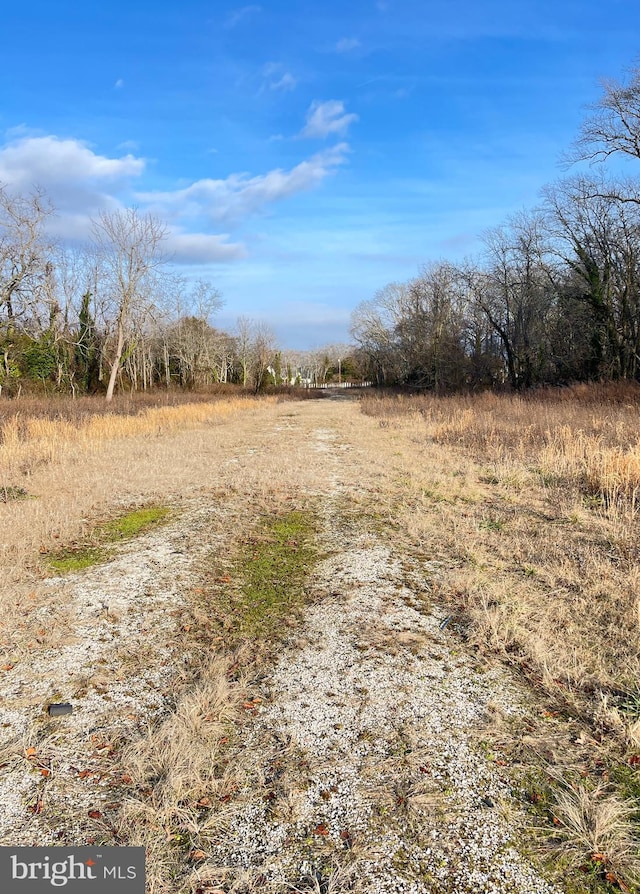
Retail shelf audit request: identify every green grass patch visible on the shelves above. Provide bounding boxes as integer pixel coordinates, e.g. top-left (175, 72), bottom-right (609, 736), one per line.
top-left (46, 504), bottom-right (171, 574)
top-left (229, 509), bottom-right (317, 640)
top-left (97, 505), bottom-right (171, 541)
top-left (47, 546), bottom-right (112, 574)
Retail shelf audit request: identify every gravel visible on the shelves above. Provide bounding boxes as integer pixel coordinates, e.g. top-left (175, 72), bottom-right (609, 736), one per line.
top-left (206, 475), bottom-right (562, 893)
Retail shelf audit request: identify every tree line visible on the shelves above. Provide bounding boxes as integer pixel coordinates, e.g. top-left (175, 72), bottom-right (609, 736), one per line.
top-left (0, 194), bottom-right (361, 398)
top-left (351, 63), bottom-right (640, 390)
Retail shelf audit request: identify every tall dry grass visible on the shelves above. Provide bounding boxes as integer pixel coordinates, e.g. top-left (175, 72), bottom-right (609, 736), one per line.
top-left (0, 395), bottom-right (275, 484)
top-left (362, 383), bottom-right (640, 518)
top-left (359, 384), bottom-right (640, 753)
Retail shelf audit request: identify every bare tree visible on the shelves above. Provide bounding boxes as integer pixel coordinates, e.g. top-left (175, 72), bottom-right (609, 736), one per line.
top-left (235, 316), bottom-right (253, 387)
top-left (250, 322), bottom-right (277, 393)
top-left (570, 64), bottom-right (640, 166)
top-left (0, 183), bottom-right (54, 327)
top-left (90, 208), bottom-right (167, 401)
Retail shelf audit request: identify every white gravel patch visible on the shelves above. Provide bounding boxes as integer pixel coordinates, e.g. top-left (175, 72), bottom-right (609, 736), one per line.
top-left (208, 526), bottom-right (561, 893)
top-left (0, 501), bottom-right (227, 845)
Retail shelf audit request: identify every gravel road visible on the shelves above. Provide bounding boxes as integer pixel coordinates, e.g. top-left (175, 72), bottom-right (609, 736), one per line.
top-left (0, 399), bottom-right (564, 893)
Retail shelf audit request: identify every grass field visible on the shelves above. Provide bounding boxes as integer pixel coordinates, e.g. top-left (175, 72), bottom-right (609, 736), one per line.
top-left (1, 384), bottom-right (639, 893)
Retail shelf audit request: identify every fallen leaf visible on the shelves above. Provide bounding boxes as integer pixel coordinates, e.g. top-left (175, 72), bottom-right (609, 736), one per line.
top-left (606, 872), bottom-right (629, 891)
top-left (39, 768), bottom-right (50, 777)
top-left (120, 774), bottom-right (133, 784)
top-left (25, 747), bottom-right (37, 758)
top-left (87, 810), bottom-right (102, 819)
top-left (314, 824), bottom-right (329, 836)
top-left (197, 797), bottom-right (212, 807)
top-left (189, 849), bottom-right (206, 861)
top-left (2, 664), bottom-right (14, 671)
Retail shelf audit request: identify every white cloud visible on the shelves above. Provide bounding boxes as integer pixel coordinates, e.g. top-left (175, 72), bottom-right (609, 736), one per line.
top-left (270, 72), bottom-right (296, 91)
top-left (261, 62), bottom-right (296, 92)
top-left (166, 230), bottom-right (247, 263)
top-left (224, 4), bottom-right (261, 28)
top-left (114, 78), bottom-right (124, 89)
top-left (0, 135), bottom-right (144, 191)
top-left (0, 135), bottom-right (145, 235)
top-left (300, 100), bottom-right (359, 139)
top-left (135, 143), bottom-right (350, 225)
top-left (335, 37), bottom-right (360, 52)
top-left (117, 139), bottom-right (140, 151)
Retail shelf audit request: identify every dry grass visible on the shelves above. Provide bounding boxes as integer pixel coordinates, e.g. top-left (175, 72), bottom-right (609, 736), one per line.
top-left (4, 388), bottom-right (640, 890)
top-left (549, 779), bottom-right (640, 886)
top-left (358, 385), bottom-right (640, 749)
top-left (362, 382), bottom-right (640, 516)
top-left (0, 395), bottom-right (279, 663)
top-left (118, 653), bottom-right (246, 894)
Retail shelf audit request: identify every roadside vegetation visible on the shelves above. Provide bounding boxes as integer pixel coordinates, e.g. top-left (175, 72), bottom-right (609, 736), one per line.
top-left (360, 383), bottom-right (640, 891)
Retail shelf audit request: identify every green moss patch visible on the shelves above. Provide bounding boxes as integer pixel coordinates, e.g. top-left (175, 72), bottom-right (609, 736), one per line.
top-left (220, 509), bottom-right (317, 641)
top-left (97, 505), bottom-right (171, 541)
top-left (47, 546), bottom-right (112, 574)
top-left (46, 504), bottom-right (171, 574)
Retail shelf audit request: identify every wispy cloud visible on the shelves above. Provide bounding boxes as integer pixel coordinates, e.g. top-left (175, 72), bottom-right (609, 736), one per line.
top-left (335, 37), bottom-right (360, 52)
top-left (114, 78), bottom-right (124, 89)
top-left (262, 62), bottom-right (297, 92)
top-left (166, 230), bottom-right (247, 263)
top-left (135, 144), bottom-right (351, 225)
top-left (224, 4), bottom-right (261, 29)
top-left (300, 100), bottom-right (359, 139)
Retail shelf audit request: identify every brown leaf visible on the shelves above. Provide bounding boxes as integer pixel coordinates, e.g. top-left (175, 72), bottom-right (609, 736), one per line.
top-left (189, 849), bottom-right (206, 861)
top-left (606, 872), bottom-right (630, 892)
top-left (39, 768), bottom-right (50, 777)
top-left (2, 664), bottom-right (14, 671)
top-left (25, 747), bottom-right (37, 758)
top-left (197, 797), bottom-right (212, 807)
top-left (87, 809), bottom-right (102, 819)
top-left (120, 774), bottom-right (133, 784)
top-left (314, 823), bottom-right (330, 836)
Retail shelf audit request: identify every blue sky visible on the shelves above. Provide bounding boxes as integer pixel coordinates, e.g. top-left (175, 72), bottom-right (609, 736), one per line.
top-left (1, 0), bottom-right (639, 348)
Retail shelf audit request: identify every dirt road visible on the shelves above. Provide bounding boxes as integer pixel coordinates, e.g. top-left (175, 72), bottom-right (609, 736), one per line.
top-left (0, 397), bottom-right (565, 892)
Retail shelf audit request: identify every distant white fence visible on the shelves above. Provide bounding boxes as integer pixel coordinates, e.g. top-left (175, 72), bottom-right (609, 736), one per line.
top-left (303, 381), bottom-right (372, 389)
